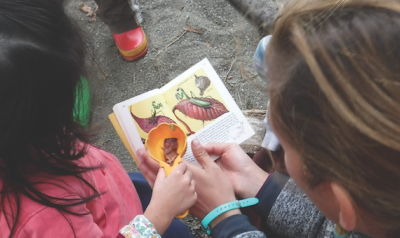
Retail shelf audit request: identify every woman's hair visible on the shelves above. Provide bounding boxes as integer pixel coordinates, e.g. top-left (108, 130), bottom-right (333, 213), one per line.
top-left (0, 0), bottom-right (100, 236)
top-left (267, 0), bottom-right (400, 236)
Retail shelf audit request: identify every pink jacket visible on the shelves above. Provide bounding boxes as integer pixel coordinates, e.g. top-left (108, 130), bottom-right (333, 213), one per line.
top-left (0, 145), bottom-right (143, 238)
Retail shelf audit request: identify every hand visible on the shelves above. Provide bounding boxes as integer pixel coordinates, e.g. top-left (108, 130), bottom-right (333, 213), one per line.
top-left (137, 148), bottom-right (159, 187)
top-left (144, 164), bottom-right (197, 235)
top-left (204, 143), bottom-right (269, 199)
top-left (186, 139), bottom-right (241, 228)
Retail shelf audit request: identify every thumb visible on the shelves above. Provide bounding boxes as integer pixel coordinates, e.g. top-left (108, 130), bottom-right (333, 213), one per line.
top-left (191, 139), bottom-right (212, 169)
top-left (155, 168), bottom-right (166, 183)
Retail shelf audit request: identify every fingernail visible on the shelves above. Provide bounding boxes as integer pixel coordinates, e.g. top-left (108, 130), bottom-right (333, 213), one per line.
top-left (137, 149), bottom-right (143, 157)
top-left (192, 138), bottom-right (201, 149)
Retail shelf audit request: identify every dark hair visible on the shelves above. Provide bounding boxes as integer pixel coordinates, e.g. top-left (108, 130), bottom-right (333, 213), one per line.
top-left (268, 0), bottom-right (400, 236)
top-left (0, 0), bottom-right (100, 236)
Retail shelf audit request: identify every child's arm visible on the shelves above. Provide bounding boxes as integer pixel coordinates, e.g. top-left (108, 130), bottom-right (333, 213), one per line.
top-left (118, 163), bottom-right (196, 238)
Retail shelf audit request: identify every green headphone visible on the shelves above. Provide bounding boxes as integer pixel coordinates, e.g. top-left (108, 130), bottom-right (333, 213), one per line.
top-left (73, 76), bottom-right (91, 127)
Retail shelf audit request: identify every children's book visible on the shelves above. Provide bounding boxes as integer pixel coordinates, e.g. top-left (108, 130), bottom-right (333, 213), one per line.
top-left (109, 58), bottom-right (255, 166)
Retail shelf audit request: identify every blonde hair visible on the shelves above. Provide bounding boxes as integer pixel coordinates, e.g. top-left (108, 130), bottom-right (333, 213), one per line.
top-left (267, 0), bottom-right (400, 236)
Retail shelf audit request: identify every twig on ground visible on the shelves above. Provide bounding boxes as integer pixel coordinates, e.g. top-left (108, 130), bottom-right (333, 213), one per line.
top-left (183, 27), bottom-right (203, 35)
top-left (153, 61), bottom-right (163, 87)
top-left (225, 58), bottom-right (236, 81)
top-left (132, 72), bottom-right (137, 92)
top-left (87, 42), bottom-right (108, 80)
top-left (209, 54), bottom-right (234, 59)
top-left (184, 23), bottom-right (203, 34)
top-left (155, 30), bottom-right (187, 57)
top-left (237, 90), bottom-right (243, 108)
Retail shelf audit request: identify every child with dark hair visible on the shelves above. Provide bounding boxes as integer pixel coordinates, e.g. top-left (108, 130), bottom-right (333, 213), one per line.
top-left (0, 1), bottom-right (195, 237)
top-left (139, 0), bottom-right (400, 237)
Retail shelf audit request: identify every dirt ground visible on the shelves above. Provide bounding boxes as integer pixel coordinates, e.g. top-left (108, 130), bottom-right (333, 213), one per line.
top-left (65, 0), bottom-right (278, 236)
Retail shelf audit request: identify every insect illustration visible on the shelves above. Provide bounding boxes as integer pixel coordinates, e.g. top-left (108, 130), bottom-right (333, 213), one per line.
top-left (175, 87), bottom-right (212, 107)
top-left (152, 101), bottom-right (163, 110)
top-left (131, 105), bottom-right (176, 133)
top-left (173, 87), bottom-right (229, 135)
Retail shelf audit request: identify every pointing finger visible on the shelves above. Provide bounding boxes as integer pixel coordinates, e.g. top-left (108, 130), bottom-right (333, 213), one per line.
top-left (191, 139), bottom-right (213, 169)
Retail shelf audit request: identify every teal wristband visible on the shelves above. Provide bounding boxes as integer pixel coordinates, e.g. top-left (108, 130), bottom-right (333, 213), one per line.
top-left (201, 198), bottom-right (259, 234)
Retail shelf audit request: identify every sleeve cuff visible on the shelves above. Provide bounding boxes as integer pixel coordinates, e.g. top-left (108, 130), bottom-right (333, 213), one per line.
top-left (254, 172), bottom-right (290, 218)
top-left (253, 35), bottom-right (272, 80)
top-left (211, 214), bottom-right (258, 238)
top-left (119, 215), bottom-right (161, 238)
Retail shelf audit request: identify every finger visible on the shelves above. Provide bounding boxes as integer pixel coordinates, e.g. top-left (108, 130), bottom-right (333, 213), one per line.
top-left (137, 148), bottom-right (159, 172)
top-left (203, 143), bottom-right (236, 156)
top-left (192, 191), bottom-right (197, 204)
top-left (138, 163), bottom-right (157, 187)
top-left (155, 168), bottom-right (166, 183)
top-left (185, 161), bottom-right (206, 180)
top-left (184, 170), bottom-right (193, 181)
top-left (191, 139), bottom-right (213, 169)
top-left (190, 179), bottom-right (195, 190)
top-left (174, 163), bottom-right (188, 175)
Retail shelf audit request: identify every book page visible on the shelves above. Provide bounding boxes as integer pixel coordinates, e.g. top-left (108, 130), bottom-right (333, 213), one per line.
top-left (113, 59), bottom-right (255, 166)
top-left (159, 58), bottom-right (255, 165)
top-left (113, 89), bottom-right (175, 153)
top-left (128, 95), bottom-right (179, 140)
top-left (162, 67), bottom-right (230, 134)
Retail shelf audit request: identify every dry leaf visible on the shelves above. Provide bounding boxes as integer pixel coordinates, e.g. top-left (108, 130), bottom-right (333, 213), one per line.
top-left (227, 76), bottom-right (233, 80)
top-left (163, 138), bottom-right (179, 166)
top-left (79, 3), bottom-right (93, 16)
top-left (207, 42), bottom-right (210, 48)
top-left (93, 3), bottom-right (98, 12)
top-left (79, 3), bottom-right (98, 22)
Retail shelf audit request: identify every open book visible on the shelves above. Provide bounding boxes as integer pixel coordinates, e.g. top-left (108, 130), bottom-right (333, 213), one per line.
top-left (109, 58), bottom-right (255, 166)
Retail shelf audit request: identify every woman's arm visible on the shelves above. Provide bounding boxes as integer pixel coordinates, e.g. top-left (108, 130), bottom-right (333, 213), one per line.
top-left (263, 179), bottom-right (371, 238)
top-left (211, 214), bottom-right (266, 238)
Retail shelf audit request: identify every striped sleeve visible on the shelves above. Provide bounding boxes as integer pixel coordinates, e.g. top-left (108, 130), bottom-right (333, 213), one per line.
top-left (254, 35), bottom-right (272, 80)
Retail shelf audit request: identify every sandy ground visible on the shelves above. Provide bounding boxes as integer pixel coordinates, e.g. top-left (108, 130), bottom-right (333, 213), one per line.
top-left (65, 0), bottom-right (277, 236)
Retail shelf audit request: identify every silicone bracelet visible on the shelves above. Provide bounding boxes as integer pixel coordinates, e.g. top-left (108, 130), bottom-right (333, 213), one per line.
top-left (201, 198), bottom-right (259, 234)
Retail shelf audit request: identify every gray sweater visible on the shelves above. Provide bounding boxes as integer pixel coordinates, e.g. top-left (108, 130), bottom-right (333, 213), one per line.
top-left (212, 173), bottom-right (371, 238)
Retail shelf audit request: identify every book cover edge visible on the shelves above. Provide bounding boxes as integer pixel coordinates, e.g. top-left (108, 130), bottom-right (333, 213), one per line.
top-left (108, 112), bottom-right (139, 166)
